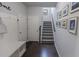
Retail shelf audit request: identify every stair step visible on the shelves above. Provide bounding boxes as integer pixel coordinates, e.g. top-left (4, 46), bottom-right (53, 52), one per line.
top-left (41, 40), bottom-right (54, 42)
top-left (42, 38), bottom-right (53, 40)
top-left (42, 31), bottom-right (53, 33)
top-left (43, 32), bottom-right (53, 33)
top-left (42, 30), bottom-right (53, 33)
top-left (43, 26), bottom-right (52, 28)
top-left (43, 28), bottom-right (52, 30)
top-left (42, 33), bottom-right (53, 36)
top-left (42, 35), bottom-right (53, 37)
top-left (44, 27), bottom-right (52, 28)
top-left (44, 24), bottom-right (52, 25)
top-left (43, 29), bottom-right (52, 30)
top-left (43, 24), bottom-right (52, 26)
top-left (43, 21), bottom-right (51, 23)
top-left (40, 41), bottom-right (54, 44)
top-left (42, 30), bottom-right (52, 32)
top-left (42, 33), bottom-right (53, 34)
top-left (42, 33), bottom-right (53, 35)
top-left (43, 27), bottom-right (52, 29)
top-left (42, 37), bottom-right (53, 39)
top-left (43, 22), bottom-right (51, 24)
top-left (43, 23), bottom-right (52, 25)
top-left (42, 36), bottom-right (53, 38)
top-left (44, 21), bottom-right (51, 22)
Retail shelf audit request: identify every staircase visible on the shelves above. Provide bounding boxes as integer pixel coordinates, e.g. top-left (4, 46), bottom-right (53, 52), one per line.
top-left (41, 21), bottom-right (54, 43)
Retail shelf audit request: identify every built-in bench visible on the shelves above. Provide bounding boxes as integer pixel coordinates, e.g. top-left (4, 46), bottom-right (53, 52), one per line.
top-left (0, 39), bottom-right (26, 57)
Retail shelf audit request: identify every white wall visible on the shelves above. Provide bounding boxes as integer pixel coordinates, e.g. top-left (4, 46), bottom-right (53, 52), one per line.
top-left (52, 2), bottom-right (79, 57)
top-left (0, 2), bottom-right (28, 57)
top-left (0, 2), bottom-right (28, 48)
top-left (42, 8), bottom-right (52, 21)
top-left (28, 7), bottom-right (42, 41)
top-left (0, 2), bottom-right (27, 16)
top-left (27, 7), bottom-right (52, 41)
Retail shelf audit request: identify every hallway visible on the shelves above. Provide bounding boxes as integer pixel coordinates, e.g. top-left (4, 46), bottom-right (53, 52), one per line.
top-left (0, 2), bottom-right (79, 57)
top-left (22, 42), bottom-right (58, 57)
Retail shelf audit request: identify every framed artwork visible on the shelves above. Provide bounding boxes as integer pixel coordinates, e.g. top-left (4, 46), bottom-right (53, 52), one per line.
top-left (68, 17), bottom-right (78, 34)
top-left (58, 20), bottom-right (61, 28)
top-left (58, 11), bottom-right (62, 19)
top-left (57, 12), bottom-right (59, 20)
top-left (62, 19), bottom-right (67, 29)
top-left (56, 20), bottom-right (62, 28)
top-left (70, 2), bottom-right (79, 13)
top-left (62, 5), bottom-right (69, 17)
top-left (56, 21), bottom-right (59, 27)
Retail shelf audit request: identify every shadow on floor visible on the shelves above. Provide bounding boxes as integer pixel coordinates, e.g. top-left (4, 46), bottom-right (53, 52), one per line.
top-left (22, 41), bottom-right (59, 57)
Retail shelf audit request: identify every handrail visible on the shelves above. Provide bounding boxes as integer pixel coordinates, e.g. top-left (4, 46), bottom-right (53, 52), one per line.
top-left (39, 26), bottom-right (41, 43)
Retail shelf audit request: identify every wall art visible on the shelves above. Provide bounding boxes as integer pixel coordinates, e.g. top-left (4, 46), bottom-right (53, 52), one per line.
top-left (58, 10), bottom-right (62, 19)
top-left (70, 2), bottom-right (79, 13)
top-left (68, 17), bottom-right (78, 34)
top-left (62, 5), bottom-right (69, 17)
top-left (58, 20), bottom-right (61, 28)
top-left (62, 19), bottom-right (67, 29)
top-left (56, 21), bottom-right (59, 27)
top-left (0, 2), bottom-right (11, 11)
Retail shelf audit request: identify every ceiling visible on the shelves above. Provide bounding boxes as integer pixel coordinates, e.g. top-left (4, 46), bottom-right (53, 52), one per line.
top-left (23, 2), bottom-right (57, 7)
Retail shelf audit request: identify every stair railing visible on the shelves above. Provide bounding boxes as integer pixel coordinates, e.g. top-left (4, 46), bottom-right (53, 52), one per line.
top-left (39, 25), bottom-right (41, 43)
top-left (39, 21), bottom-right (43, 43)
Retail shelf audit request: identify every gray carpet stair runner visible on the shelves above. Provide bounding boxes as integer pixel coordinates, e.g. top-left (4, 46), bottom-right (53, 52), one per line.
top-left (42, 21), bottom-right (53, 42)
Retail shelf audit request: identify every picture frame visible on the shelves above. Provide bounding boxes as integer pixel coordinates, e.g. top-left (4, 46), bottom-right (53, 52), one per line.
top-left (57, 10), bottom-right (62, 19)
top-left (62, 5), bottom-right (69, 17)
top-left (58, 20), bottom-right (61, 28)
top-left (70, 2), bottom-right (79, 13)
top-left (62, 19), bottom-right (67, 29)
top-left (57, 12), bottom-right (59, 20)
top-left (56, 21), bottom-right (59, 27)
top-left (68, 17), bottom-right (78, 34)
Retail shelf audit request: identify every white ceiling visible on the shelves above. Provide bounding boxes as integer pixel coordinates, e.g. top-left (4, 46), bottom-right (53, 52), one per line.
top-left (23, 2), bottom-right (57, 7)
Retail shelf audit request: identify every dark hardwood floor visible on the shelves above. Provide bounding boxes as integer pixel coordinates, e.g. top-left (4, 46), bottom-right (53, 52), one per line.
top-left (22, 41), bottom-right (58, 57)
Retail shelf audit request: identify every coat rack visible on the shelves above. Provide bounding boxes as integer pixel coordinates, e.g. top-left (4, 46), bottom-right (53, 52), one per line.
top-left (0, 2), bottom-right (11, 11)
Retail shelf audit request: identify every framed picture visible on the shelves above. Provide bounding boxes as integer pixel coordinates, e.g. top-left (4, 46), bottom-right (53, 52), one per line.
top-left (70, 2), bottom-right (79, 13)
top-left (56, 20), bottom-right (62, 28)
top-left (58, 20), bottom-right (61, 28)
top-left (68, 17), bottom-right (78, 34)
top-left (62, 5), bottom-right (69, 17)
top-left (58, 11), bottom-right (62, 19)
top-left (56, 21), bottom-right (59, 27)
top-left (57, 12), bottom-right (59, 20)
top-left (62, 19), bottom-right (67, 29)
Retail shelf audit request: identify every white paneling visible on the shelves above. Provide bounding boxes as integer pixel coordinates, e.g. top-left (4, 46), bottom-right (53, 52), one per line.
top-left (28, 7), bottom-right (42, 41)
top-left (28, 16), bottom-right (39, 41)
top-left (0, 13), bottom-right (18, 42)
top-left (0, 2), bottom-right (28, 57)
top-left (17, 16), bottom-right (27, 41)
